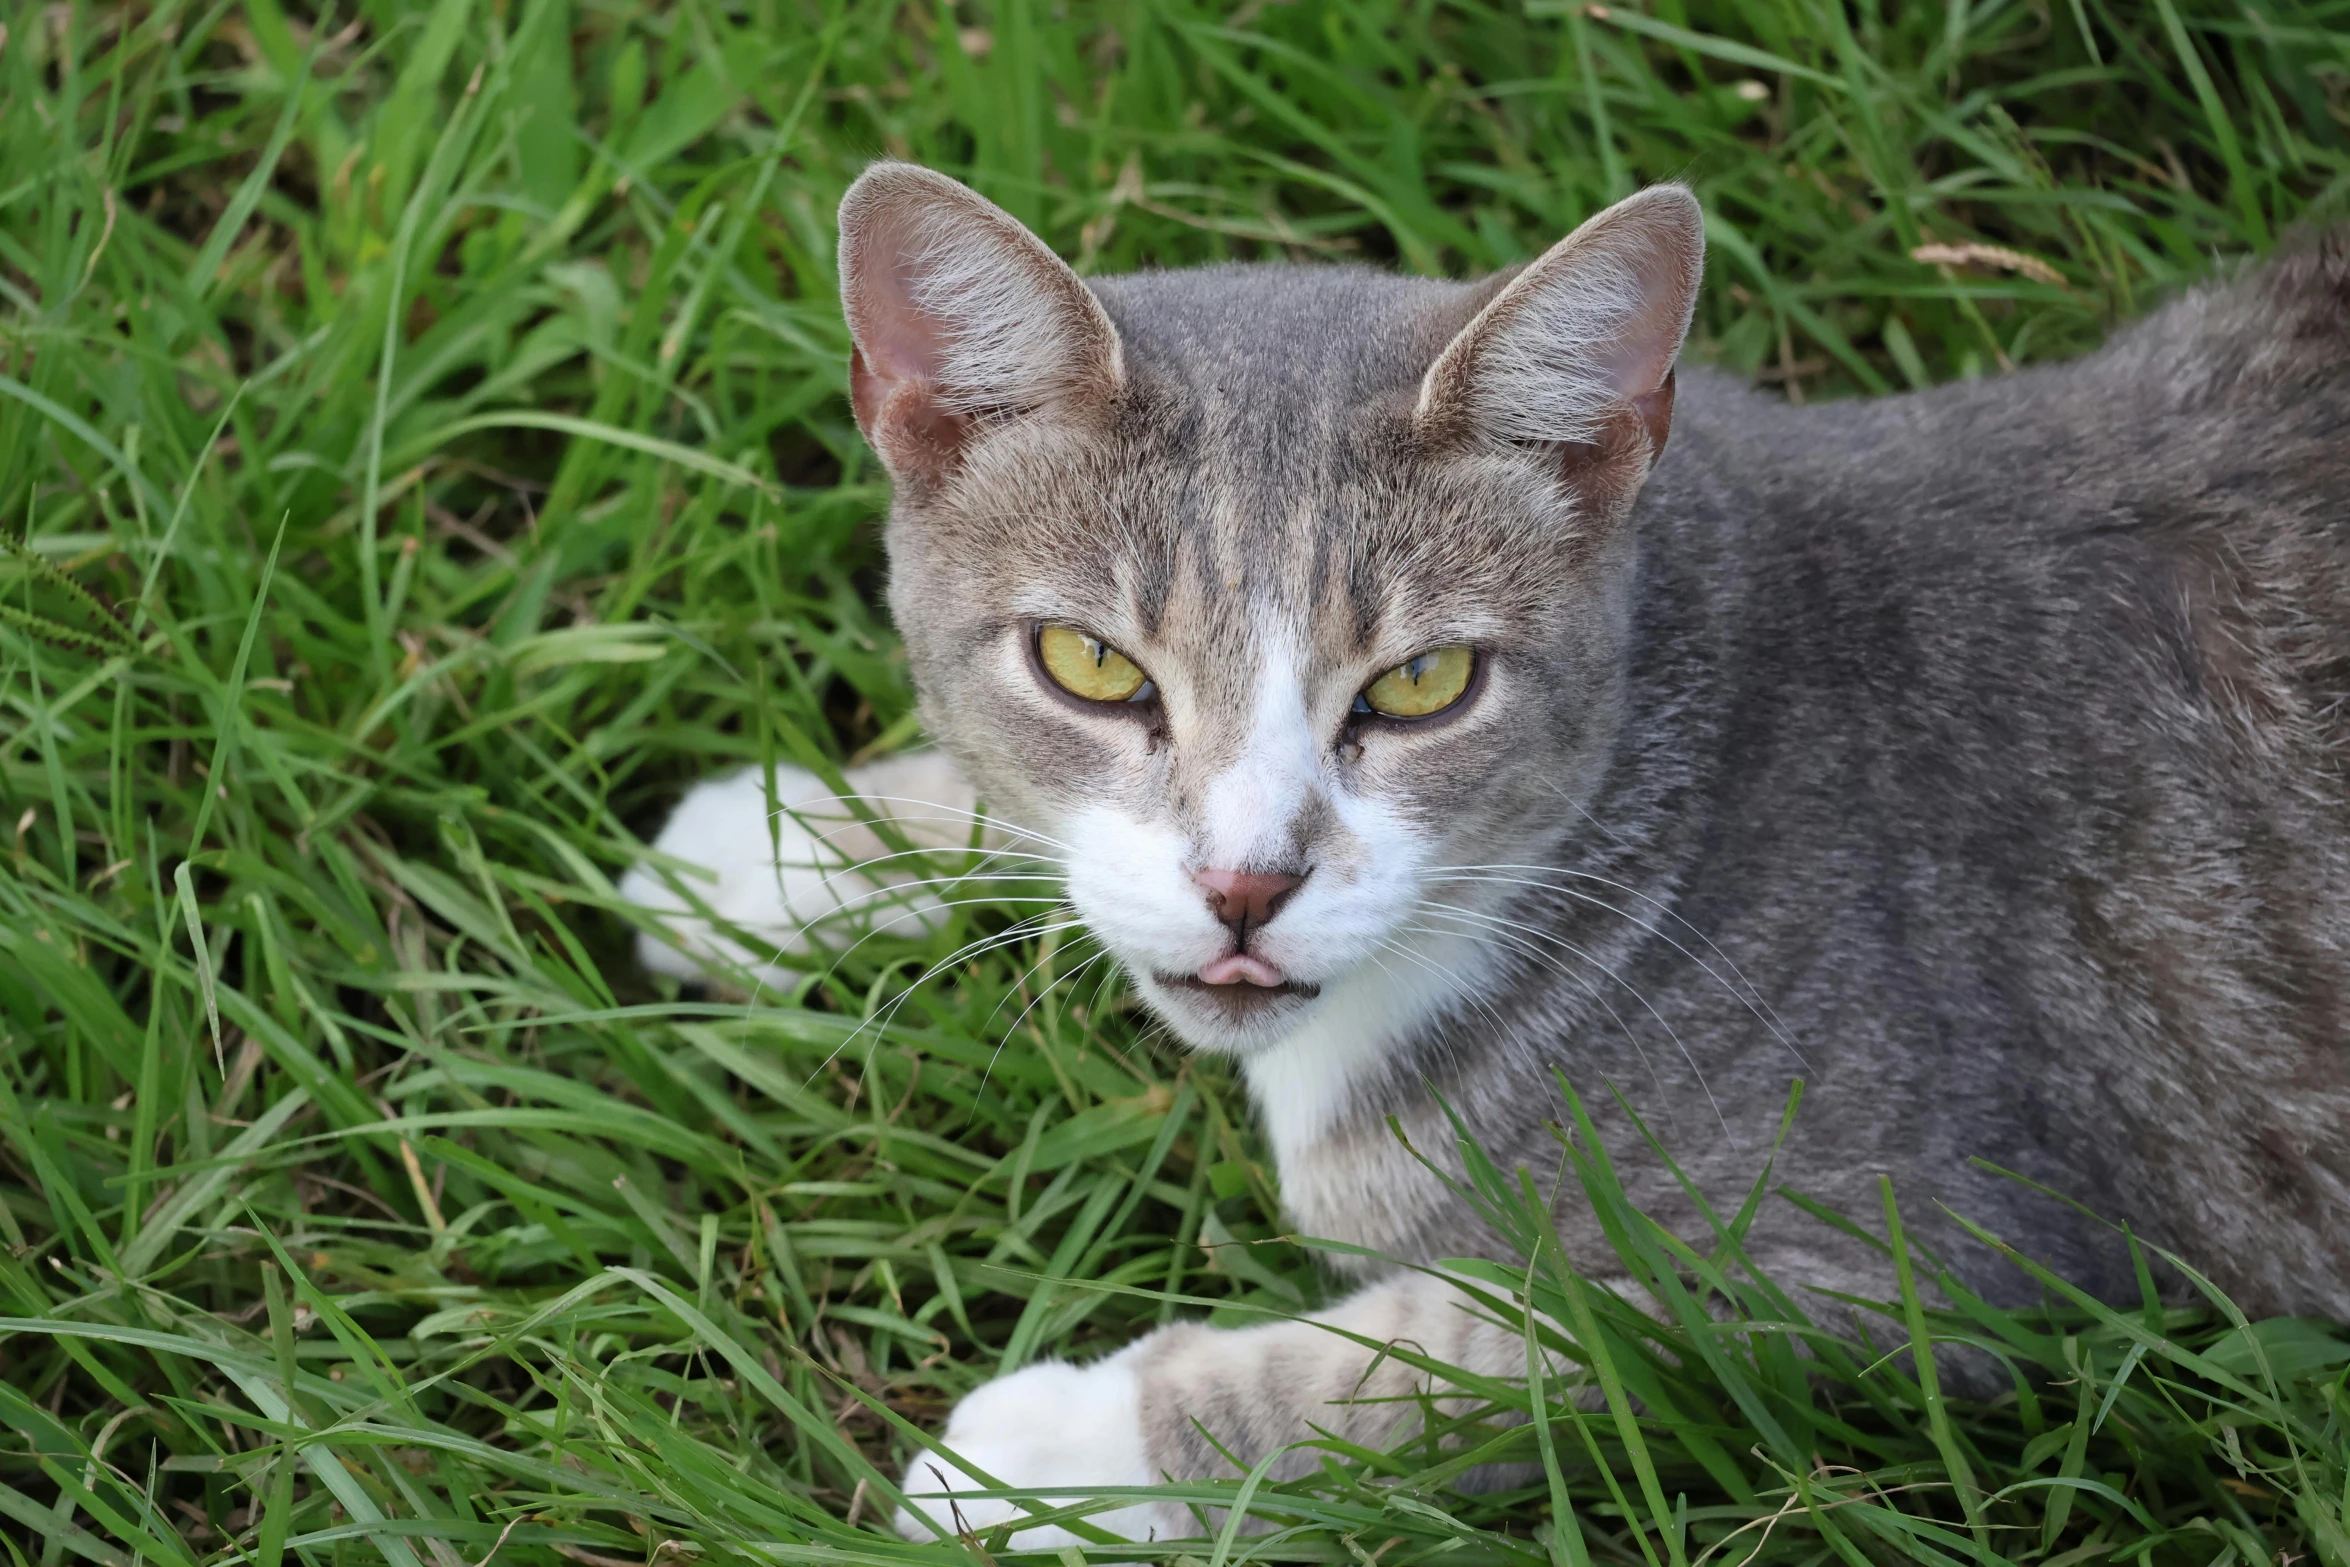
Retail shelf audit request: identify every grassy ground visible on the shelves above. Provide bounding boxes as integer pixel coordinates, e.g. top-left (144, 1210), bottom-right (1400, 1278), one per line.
top-left (4, 1), bottom-right (2350, 1564)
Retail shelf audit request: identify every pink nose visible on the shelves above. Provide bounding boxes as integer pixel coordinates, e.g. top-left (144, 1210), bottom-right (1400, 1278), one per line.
top-left (1193, 868), bottom-right (1304, 938)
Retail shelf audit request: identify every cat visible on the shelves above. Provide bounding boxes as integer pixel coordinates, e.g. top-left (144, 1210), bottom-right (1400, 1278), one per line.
top-left (621, 161), bottom-right (2350, 1545)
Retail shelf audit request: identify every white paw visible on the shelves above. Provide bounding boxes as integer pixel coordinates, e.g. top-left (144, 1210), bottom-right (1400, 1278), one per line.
top-left (895, 1355), bottom-right (1176, 1547)
top-left (621, 763), bottom-right (954, 990)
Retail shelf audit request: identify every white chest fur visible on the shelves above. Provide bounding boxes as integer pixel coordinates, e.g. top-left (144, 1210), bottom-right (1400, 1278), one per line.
top-left (1240, 922), bottom-right (1495, 1249)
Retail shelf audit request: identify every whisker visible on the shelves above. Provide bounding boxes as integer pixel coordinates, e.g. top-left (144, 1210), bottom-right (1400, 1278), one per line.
top-left (1365, 944), bottom-right (1486, 1097)
top-left (794, 827), bottom-right (1072, 873)
top-left (1386, 918), bottom-right (1670, 1117)
top-left (625, 842), bottom-right (1063, 951)
top-left (770, 791), bottom-right (1076, 854)
top-left (828, 905), bottom-right (1077, 1012)
top-left (982, 929), bottom-right (1098, 1036)
top-left (802, 915), bottom-right (1090, 1082)
top-left (781, 896), bottom-right (1085, 1083)
top-left (977, 947), bottom-right (1117, 1107)
top-left (1079, 951), bottom-right (1129, 1021)
top-left (1429, 865), bottom-right (1746, 994)
top-left (1414, 901), bottom-right (1724, 1137)
top-left (731, 821), bottom-right (1072, 933)
top-left (659, 888), bottom-right (1060, 1006)
top-left (1427, 865), bottom-right (1809, 1075)
top-left (743, 893), bottom-right (1044, 1016)
top-left (639, 785), bottom-right (1120, 1108)
top-left (785, 840), bottom-right (1070, 909)
top-left (1437, 853), bottom-right (1789, 1033)
top-left (788, 897), bottom-right (1065, 1011)
top-left (1366, 930), bottom-right (1606, 1118)
top-left (802, 868), bottom-right (1066, 923)
top-left (794, 839), bottom-right (1069, 885)
top-left (1368, 935), bottom-right (1525, 1076)
top-left (864, 928), bottom-right (1099, 1117)
top-left (1537, 780), bottom-right (1632, 854)
top-left (872, 919), bottom-right (1098, 1099)
top-left (808, 890), bottom-right (1067, 963)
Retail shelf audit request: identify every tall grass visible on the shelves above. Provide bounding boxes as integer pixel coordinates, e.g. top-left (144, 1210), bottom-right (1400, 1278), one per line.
top-left (2, 1), bottom-right (2347, 1564)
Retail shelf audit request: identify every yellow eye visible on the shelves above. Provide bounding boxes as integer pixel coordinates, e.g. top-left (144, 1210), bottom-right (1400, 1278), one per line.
top-left (1037, 624), bottom-right (1153, 703)
top-left (1358, 645), bottom-right (1475, 719)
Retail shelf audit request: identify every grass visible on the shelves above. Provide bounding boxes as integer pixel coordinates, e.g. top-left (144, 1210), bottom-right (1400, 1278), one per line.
top-left (3, 0), bottom-right (2350, 1564)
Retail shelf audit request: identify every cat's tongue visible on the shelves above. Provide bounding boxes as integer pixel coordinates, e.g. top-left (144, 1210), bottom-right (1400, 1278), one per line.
top-left (1197, 952), bottom-right (1288, 987)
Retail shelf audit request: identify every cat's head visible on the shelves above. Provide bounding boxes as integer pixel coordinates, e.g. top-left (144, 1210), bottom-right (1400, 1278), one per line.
top-left (839, 163), bottom-right (1702, 1055)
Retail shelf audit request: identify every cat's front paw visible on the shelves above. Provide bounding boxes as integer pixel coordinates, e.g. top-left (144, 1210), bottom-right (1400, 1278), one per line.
top-left (621, 763), bottom-right (948, 990)
top-left (895, 1356), bottom-right (1176, 1547)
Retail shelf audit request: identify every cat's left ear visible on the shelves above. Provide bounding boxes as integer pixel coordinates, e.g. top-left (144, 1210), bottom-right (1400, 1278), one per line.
top-left (1417, 184), bottom-right (1704, 493)
top-left (838, 163), bottom-right (1124, 487)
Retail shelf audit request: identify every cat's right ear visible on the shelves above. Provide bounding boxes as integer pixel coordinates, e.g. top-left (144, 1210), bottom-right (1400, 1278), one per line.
top-left (838, 163), bottom-right (1123, 487)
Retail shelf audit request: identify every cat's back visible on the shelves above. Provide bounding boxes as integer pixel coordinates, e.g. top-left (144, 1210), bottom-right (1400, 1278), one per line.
top-left (2076, 226), bottom-right (2350, 434)
top-left (1669, 230), bottom-right (2350, 772)
top-left (1695, 229), bottom-right (2350, 539)
top-left (1639, 236), bottom-right (2350, 1322)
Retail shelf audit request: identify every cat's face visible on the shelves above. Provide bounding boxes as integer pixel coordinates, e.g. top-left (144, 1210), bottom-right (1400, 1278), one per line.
top-left (840, 166), bottom-right (1701, 1054)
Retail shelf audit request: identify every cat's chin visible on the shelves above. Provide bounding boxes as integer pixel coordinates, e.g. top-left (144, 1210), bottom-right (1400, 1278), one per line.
top-left (1142, 970), bottom-right (1325, 1051)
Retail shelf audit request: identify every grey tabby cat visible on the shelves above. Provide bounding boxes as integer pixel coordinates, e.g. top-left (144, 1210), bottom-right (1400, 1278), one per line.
top-left (622, 162), bottom-right (2350, 1544)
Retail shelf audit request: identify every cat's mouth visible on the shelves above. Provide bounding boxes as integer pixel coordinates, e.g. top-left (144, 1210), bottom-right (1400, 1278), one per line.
top-left (1154, 971), bottom-right (1324, 1020)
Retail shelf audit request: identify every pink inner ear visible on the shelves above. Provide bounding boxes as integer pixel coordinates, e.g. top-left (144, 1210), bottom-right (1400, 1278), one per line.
top-left (845, 240), bottom-right (963, 469)
top-left (849, 345), bottom-right (970, 473)
top-left (837, 163), bottom-right (1124, 483)
top-left (1416, 186), bottom-right (1702, 456)
top-left (1591, 239), bottom-right (1702, 404)
top-left (844, 212), bottom-right (955, 411)
top-left (840, 190), bottom-right (997, 482)
top-left (1628, 367), bottom-right (1676, 460)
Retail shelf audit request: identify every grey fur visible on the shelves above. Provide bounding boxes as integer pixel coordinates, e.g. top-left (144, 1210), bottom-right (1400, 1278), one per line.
top-left (799, 167), bottom-right (2350, 1503)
